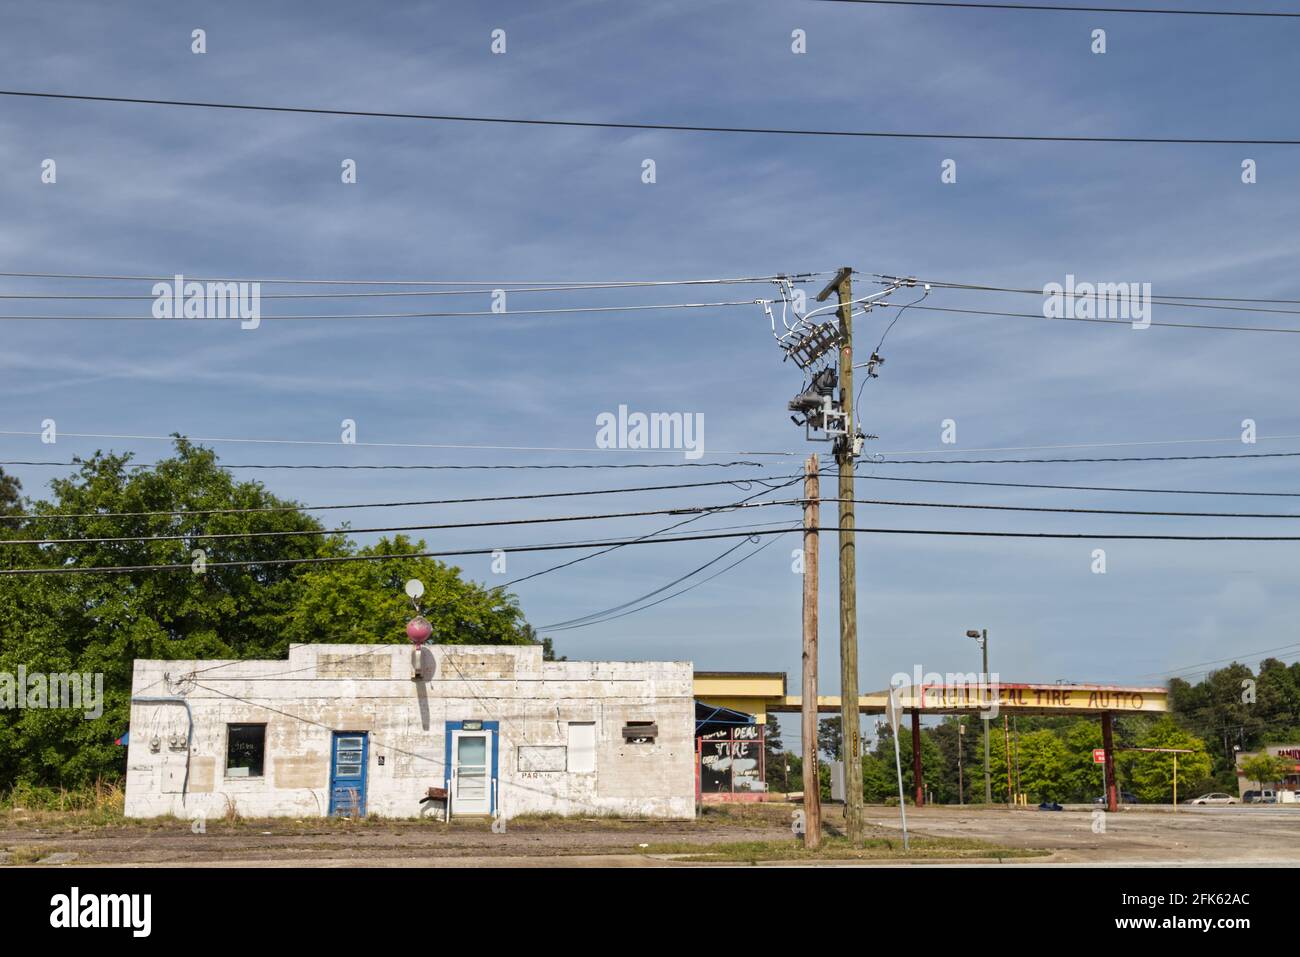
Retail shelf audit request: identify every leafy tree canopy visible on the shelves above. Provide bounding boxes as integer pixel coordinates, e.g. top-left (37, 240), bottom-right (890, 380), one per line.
top-left (0, 442), bottom-right (537, 787)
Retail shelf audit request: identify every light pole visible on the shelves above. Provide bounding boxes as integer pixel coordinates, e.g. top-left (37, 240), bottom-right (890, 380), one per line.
top-left (957, 720), bottom-right (965, 806)
top-left (967, 629), bottom-right (991, 804)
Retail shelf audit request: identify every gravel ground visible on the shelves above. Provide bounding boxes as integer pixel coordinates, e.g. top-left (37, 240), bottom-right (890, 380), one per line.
top-left (4, 803), bottom-right (1299, 867)
top-left (864, 805), bottom-right (1300, 866)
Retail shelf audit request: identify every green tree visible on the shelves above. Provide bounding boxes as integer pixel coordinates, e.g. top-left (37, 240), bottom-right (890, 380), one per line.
top-left (762, 716), bottom-right (801, 793)
top-left (1121, 718), bottom-right (1212, 804)
top-left (818, 715), bottom-right (843, 761)
top-left (0, 443), bottom-right (341, 786)
top-left (0, 442), bottom-right (534, 788)
top-left (519, 624), bottom-right (565, 662)
top-left (861, 751), bottom-right (896, 803)
top-left (0, 467), bottom-right (20, 515)
top-left (1256, 659), bottom-right (1300, 738)
top-left (1061, 718), bottom-right (1106, 802)
top-left (1239, 753), bottom-right (1290, 794)
top-left (896, 723), bottom-right (946, 803)
top-left (1014, 730), bottom-right (1069, 802)
top-left (277, 535), bottom-right (528, 652)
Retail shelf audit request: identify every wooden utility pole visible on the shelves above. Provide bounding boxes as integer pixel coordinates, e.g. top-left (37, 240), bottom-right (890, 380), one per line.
top-left (1101, 713), bottom-right (1118, 813)
top-left (800, 454), bottom-right (822, 848)
top-left (1004, 715), bottom-right (1013, 805)
top-left (1013, 715), bottom-right (1021, 804)
top-left (911, 711), bottom-right (924, 806)
top-left (816, 266), bottom-right (864, 841)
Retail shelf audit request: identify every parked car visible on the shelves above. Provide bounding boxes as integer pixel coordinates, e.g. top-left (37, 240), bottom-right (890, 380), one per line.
top-left (1246, 789), bottom-right (1277, 804)
top-left (1188, 792), bottom-right (1238, 805)
top-left (1093, 790), bottom-right (1139, 805)
top-left (1038, 800), bottom-right (1063, 811)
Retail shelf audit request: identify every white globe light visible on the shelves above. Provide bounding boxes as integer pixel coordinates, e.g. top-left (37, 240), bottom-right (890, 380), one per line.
top-left (405, 579), bottom-right (425, 599)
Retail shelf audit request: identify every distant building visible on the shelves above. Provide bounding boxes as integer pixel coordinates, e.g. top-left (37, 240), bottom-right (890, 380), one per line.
top-left (125, 643), bottom-right (695, 820)
top-left (1235, 744), bottom-right (1300, 798)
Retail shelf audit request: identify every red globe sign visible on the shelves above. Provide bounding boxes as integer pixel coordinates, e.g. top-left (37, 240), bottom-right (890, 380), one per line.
top-left (406, 616), bottom-right (432, 646)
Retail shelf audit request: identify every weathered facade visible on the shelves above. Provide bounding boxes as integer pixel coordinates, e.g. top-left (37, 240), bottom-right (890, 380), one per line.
top-left (124, 643), bottom-right (695, 820)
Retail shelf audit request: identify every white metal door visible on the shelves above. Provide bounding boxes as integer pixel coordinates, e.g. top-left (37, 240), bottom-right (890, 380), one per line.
top-left (451, 730), bottom-right (491, 815)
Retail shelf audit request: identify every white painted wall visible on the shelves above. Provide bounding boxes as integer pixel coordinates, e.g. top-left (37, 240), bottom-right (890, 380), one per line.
top-left (124, 644), bottom-right (696, 821)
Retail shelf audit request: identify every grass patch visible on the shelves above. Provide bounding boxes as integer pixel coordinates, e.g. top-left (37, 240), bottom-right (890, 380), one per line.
top-left (2, 844), bottom-right (63, 866)
top-left (638, 830), bottom-right (1046, 863)
top-left (698, 802), bottom-right (797, 826)
top-left (0, 779), bottom-right (126, 828)
top-left (0, 784), bottom-right (795, 835)
top-left (503, 810), bottom-right (666, 830)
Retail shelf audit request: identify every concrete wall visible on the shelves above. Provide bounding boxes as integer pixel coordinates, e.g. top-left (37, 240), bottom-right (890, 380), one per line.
top-left (124, 644), bottom-right (696, 820)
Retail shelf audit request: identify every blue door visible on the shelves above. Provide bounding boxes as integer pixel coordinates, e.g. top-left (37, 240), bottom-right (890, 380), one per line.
top-left (329, 732), bottom-right (369, 816)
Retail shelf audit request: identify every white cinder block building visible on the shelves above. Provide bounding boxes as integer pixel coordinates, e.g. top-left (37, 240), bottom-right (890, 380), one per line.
top-left (124, 643), bottom-right (695, 820)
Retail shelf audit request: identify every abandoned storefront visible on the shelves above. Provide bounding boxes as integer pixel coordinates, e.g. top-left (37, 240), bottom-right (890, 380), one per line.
top-left (695, 702), bottom-right (766, 802)
top-left (124, 643), bottom-right (695, 820)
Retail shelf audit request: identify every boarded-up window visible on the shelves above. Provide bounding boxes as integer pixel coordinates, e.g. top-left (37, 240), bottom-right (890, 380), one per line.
top-left (518, 746), bottom-right (566, 772)
top-left (623, 721), bottom-right (657, 744)
top-left (567, 722), bottom-right (596, 773)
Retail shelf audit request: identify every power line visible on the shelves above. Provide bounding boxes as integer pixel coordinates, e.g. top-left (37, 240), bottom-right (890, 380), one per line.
top-left (0, 459), bottom-right (770, 471)
top-left (538, 536), bottom-right (758, 630)
top-left (10, 425), bottom-right (1300, 461)
top-left (898, 277), bottom-right (1300, 315)
top-left (854, 472), bottom-right (1300, 499)
top-left (0, 283), bottom-right (801, 302)
top-left (882, 301), bottom-right (1300, 334)
top-left (875, 435), bottom-right (1300, 457)
top-left (0, 473), bottom-right (799, 522)
top-left (815, 0), bottom-right (1300, 17)
top-left (0, 526), bottom-right (804, 576)
top-left (831, 497), bottom-right (1300, 519)
top-left (4, 89), bottom-right (1300, 145)
top-left (0, 428), bottom-right (794, 458)
top-left (0, 500), bottom-right (793, 547)
top-left (14, 522), bottom-right (1300, 576)
top-left (809, 522), bottom-right (1300, 539)
top-left (0, 270), bottom-right (822, 287)
top-left (541, 535), bottom-right (785, 633)
top-left (501, 475), bottom-right (802, 587)
top-left (0, 299), bottom-right (764, 321)
top-left (1137, 642), bottom-right (1300, 680)
top-left (872, 450), bottom-right (1300, 465)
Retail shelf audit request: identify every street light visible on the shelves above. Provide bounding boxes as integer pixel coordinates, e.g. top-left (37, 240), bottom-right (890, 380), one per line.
top-left (966, 628), bottom-right (991, 804)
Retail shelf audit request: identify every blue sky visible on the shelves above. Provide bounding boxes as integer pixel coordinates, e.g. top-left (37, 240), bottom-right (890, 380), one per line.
top-left (3, 0), bottom-right (1300, 715)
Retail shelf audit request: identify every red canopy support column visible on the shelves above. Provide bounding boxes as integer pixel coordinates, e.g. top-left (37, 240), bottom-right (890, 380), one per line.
top-left (1101, 712), bottom-right (1118, 813)
top-left (911, 710), bottom-right (924, 806)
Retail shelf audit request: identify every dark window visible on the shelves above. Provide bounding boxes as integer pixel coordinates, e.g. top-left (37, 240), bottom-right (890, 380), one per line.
top-left (226, 724), bottom-right (266, 777)
top-left (623, 721), bottom-right (658, 744)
